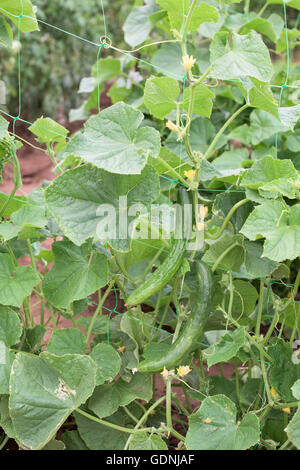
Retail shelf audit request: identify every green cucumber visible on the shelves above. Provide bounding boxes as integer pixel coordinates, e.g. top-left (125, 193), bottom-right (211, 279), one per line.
top-left (126, 238), bottom-right (185, 307)
top-left (138, 260), bottom-right (214, 373)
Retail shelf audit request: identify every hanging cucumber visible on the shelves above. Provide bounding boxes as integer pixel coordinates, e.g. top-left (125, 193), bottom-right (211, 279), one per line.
top-left (138, 260), bottom-right (214, 373)
top-left (126, 238), bottom-right (185, 307)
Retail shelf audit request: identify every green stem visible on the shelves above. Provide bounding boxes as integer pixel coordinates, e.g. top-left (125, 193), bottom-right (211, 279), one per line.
top-left (48, 304), bottom-right (57, 330)
top-left (155, 156), bottom-right (188, 187)
top-left (0, 435), bottom-right (9, 451)
top-left (166, 379), bottom-right (173, 430)
top-left (206, 198), bottom-right (249, 240)
top-left (258, 2), bottom-right (268, 17)
top-left (26, 239), bottom-right (39, 277)
top-left (5, 242), bottom-right (18, 267)
top-left (124, 395), bottom-right (167, 450)
top-left (86, 281), bottom-right (114, 345)
top-left (204, 104), bottom-right (249, 161)
top-left (212, 242), bottom-right (239, 273)
top-left (255, 280), bottom-right (265, 338)
top-left (123, 406), bottom-right (139, 424)
top-left (76, 408), bottom-right (151, 435)
top-left (263, 310), bottom-right (279, 346)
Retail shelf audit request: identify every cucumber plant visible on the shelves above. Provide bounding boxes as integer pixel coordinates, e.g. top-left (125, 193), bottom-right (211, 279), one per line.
top-left (1, 0), bottom-right (300, 451)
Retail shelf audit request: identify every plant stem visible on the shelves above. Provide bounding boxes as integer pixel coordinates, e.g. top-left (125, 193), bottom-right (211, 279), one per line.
top-left (166, 379), bottom-right (173, 430)
top-left (124, 395), bottom-right (167, 450)
top-left (155, 156), bottom-right (189, 187)
top-left (212, 242), bottom-right (239, 273)
top-left (76, 408), bottom-right (152, 435)
top-left (255, 280), bottom-right (265, 338)
top-left (123, 406), bottom-right (139, 424)
top-left (0, 435), bottom-right (9, 450)
top-left (204, 104), bottom-right (249, 161)
top-left (258, 2), bottom-right (268, 17)
top-left (86, 281), bottom-right (114, 345)
top-left (206, 198), bottom-right (249, 241)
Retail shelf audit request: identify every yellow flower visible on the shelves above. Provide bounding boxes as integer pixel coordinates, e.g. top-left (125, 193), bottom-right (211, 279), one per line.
top-left (282, 408), bottom-right (291, 414)
top-left (197, 222), bottom-right (205, 231)
top-left (199, 206), bottom-right (208, 219)
top-left (166, 120), bottom-right (179, 132)
top-left (182, 54), bottom-right (196, 71)
top-left (184, 169), bottom-right (196, 181)
top-left (177, 365), bottom-right (192, 377)
top-left (118, 346), bottom-right (126, 353)
top-left (271, 386), bottom-right (280, 400)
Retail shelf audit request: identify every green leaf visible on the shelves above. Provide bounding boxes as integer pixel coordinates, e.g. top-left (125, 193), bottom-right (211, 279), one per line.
top-left (287, 406), bottom-right (300, 449)
top-left (239, 14), bottom-right (283, 42)
top-left (61, 430), bottom-right (89, 450)
top-left (210, 31), bottom-right (273, 82)
top-left (267, 0), bottom-right (300, 10)
top-left (47, 329), bottom-right (86, 356)
top-left (240, 200), bottom-right (300, 262)
top-left (202, 234), bottom-right (245, 272)
top-left (123, 0), bottom-right (160, 47)
top-left (292, 379), bottom-right (300, 400)
top-left (238, 77), bottom-right (278, 116)
top-left (9, 352), bottom-right (97, 449)
top-left (43, 241), bottom-right (108, 309)
top-left (186, 395), bottom-right (260, 450)
top-left (90, 343), bottom-right (121, 386)
top-left (224, 280), bottom-right (258, 319)
top-left (88, 373), bottom-right (152, 418)
top-left (29, 117), bottom-right (68, 144)
top-left (268, 338), bottom-right (300, 402)
top-left (129, 432), bottom-right (168, 450)
top-left (75, 408), bottom-right (132, 450)
top-left (188, 2), bottom-right (219, 31)
top-left (0, 305), bottom-right (22, 346)
top-left (0, 395), bottom-right (16, 439)
top-left (0, 0), bottom-right (39, 33)
top-left (0, 17), bottom-right (12, 47)
top-left (63, 102), bottom-right (160, 175)
top-left (0, 254), bottom-right (40, 307)
top-left (45, 164), bottom-right (160, 251)
top-left (279, 105), bottom-right (300, 130)
top-left (203, 328), bottom-right (246, 368)
top-left (144, 77), bottom-right (180, 119)
top-left (249, 109), bottom-right (287, 145)
top-left (244, 241), bottom-right (278, 278)
top-left (241, 155), bottom-right (299, 199)
top-left (151, 43), bottom-right (186, 80)
top-left (156, 0), bottom-right (189, 30)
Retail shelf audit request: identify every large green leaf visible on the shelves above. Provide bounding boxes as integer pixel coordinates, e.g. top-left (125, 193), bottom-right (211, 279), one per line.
top-left (63, 102), bottom-right (160, 175)
top-left (240, 200), bottom-right (300, 262)
top-left (0, 254), bottom-right (40, 307)
top-left (88, 373), bottom-right (152, 418)
top-left (241, 155), bottom-right (300, 199)
top-left (0, 0), bottom-right (39, 33)
top-left (239, 14), bottom-right (283, 42)
top-left (0, 306), bottom-right (22, 346)
top-left (43, 241), bottom-right (108, 308)
top-left (249, 109), bottom-right (287, 145)
top-left (210, 31), bottom-right (273, 82)
top-left (156, 0), bottom-right (219, 31)
top-left (9, 352), bottom-right (97, 449)
top-left (45, 164), bottom-right (160, 250)
top-left (186, 395), bottom-right (260, 450)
